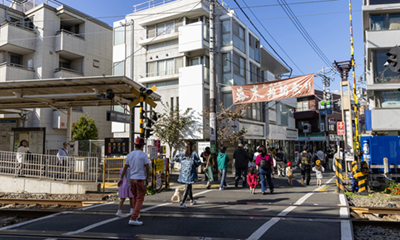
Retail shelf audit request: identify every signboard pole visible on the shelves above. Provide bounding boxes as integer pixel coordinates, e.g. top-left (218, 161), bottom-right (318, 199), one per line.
top-left (209, 0), bottom-right (217, 154)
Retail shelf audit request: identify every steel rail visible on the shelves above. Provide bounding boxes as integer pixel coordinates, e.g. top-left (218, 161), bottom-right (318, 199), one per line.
top-left (0, 199), bottom-right (106, 207)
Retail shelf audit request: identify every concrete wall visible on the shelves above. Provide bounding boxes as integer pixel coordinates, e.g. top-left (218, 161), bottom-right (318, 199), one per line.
top-left (1, 64), bottom-right (35, 80)
top-left (0, 23), bottom-right (37, 51)
top-left (371, 109), bottom-right (400, 131)
top-left (0, 175), bottom-right (99, 194)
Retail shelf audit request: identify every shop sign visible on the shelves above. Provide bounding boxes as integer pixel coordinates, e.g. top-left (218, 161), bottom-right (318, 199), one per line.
top-left (328, 117), bottom-right (336, 125)
top-left (240, 123), bottom-right (264, 136)
top-left (337, 122), bottom-right (345, 135)
top-left (286, 129), bottom-right (298, 140)
top-left (198, 142), bottom-right (210, 155)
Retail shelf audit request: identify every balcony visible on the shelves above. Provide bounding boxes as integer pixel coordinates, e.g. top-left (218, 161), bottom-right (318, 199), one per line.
top-left (0, 22), bottom-right (36, 55)
top-left (0, 62), bottom-right (35, 81)
top-left (179, 22), bottom-right (209, 53)
top-left (54, 67), bottom-right (83, 78)
top-left (55, 29), bottom-right (85, 59)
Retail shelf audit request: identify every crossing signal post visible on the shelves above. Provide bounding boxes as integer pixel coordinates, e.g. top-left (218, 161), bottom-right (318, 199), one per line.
top-left (129, 85), bottom-right (158, 139)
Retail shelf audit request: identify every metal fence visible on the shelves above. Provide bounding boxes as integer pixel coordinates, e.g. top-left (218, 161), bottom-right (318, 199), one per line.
top-left (0, 151), bottom-right (98, 182)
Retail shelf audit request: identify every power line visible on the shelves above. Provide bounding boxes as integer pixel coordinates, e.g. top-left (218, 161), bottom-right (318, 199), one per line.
top-left (231, 0), bottom-right (339, 9)
top-left (232, 0), bottom-right (294, 78)
top-left (277, 0), bottom-right (334, 69)
top-left (239, 0), bottom-right (305, 77)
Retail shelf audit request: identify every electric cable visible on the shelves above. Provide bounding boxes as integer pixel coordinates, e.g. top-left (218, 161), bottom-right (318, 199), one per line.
top-left (232, 0), bottom-right (294, 77)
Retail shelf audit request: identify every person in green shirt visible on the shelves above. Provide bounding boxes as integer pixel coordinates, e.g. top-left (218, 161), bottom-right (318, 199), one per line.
top-left (217, 146), bottom-right (229, 190)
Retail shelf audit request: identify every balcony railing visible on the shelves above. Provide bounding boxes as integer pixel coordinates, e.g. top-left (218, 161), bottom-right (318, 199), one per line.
top-left (56, 29), bottom-right (84, 40)
top-left (146, 69), bottom-right (179, 78)
top-left (0, 62), bottom-right (34, 71)
top-left (0, 21), bottom-right (35, 32)
top-left (55, 67), bottom-right (83, 75)
top-left (133, 0), bottom-right (177, 13)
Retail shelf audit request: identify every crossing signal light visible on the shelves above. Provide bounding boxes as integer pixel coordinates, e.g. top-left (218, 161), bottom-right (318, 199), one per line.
top-left (386, 46), bottom-right (400, 73)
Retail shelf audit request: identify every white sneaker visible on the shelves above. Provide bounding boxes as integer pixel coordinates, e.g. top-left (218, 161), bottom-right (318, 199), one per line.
top-left (190, 200), bottom-right (196, 205)
top-left (128, 220), bottom-right (143, 226)
top-left (116, 212), bottom-right (124, 218)
top-left (219, 187), bottom-right (224, 190)
top-left (130, 209), bottom-right (134, 214)
top-left (180, 203), bottom-right (187, 208)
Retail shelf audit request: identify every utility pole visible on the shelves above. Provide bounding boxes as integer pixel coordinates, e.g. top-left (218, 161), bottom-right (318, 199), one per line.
top-left (209, 0), bottom-right (217, 154)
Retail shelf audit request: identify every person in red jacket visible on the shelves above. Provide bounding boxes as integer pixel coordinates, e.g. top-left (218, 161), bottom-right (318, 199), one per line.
top-left (247, 167), bottom-right (259, 194)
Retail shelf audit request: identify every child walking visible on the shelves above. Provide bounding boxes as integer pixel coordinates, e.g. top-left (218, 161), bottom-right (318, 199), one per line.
top-left (312, 160), bottom-right (325, 186)
top-left (116, 167), bottom-right (134, 218)
top-left (247, 167), bottom-right (258, 194)
top-left (286, 162), bottom-right (296, 186)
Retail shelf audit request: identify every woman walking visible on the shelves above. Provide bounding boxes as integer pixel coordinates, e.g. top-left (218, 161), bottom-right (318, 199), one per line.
top-left (16, 140), bottom-right (29, 176)
top-left (174, 141), bottom-right (201, 208)
top-left (255, 145), bottom-right (275, 195)
top-left (217, 146), bottom-right (229, 190)
top-left (201, 147), bottom-right (214, 189)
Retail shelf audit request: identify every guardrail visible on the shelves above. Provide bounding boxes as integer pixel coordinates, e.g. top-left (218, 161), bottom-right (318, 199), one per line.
top-left (0, 151), bottom-right (98, 182)
top-left (102, 158), bottom-right (125, 193)
top-left (0, 62), bottom-right (34, 71)
top-left (56, 29), bottom-right (85, 40)
top-left (54, 67), bottom-right (83, 75)
top-left (133, 0), bottom-right (177, 13)
top-left (0, 21), bottom-right (36, 32)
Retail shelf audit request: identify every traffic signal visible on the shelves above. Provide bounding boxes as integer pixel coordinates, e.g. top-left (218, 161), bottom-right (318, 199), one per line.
top-left (145, 128), bottom-right (153, 139)
top-left (386, 46), bottom-right (400, 73)
top-left (144, 111), bottom-right (159, 139)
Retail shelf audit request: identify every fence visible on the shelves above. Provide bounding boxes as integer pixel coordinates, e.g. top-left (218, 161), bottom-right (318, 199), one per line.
top-left (102, 158), bottom-right (125, 193)
top-left (0, 151), bottom-right (98, 182)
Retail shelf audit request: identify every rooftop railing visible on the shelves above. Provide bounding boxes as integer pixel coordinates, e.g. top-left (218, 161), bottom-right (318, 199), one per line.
top-left (133, 0), bottom-right (177, 13)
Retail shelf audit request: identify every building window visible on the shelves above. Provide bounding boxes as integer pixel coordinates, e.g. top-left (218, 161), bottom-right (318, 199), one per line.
top-left (147, 40), bottom-right (178, 51)
top-left (113, 61), bottom-right (124, 75)
top-left (153, 80), bottom-right (179, 88)
top-left (203, 17), bottom-right (210, 41)
top-left (59, 58), bottom-right (71, 69)
top-left (373, 49), bottom-right (400, 83)
top-left (222, 52), bottom-right (232, 85)
top-left (370, 13), bottom-right (400, 31)
top-left (250, 62), bottom-right (261, 83)
top-left (147, 19), bottom-right (183, 38)
top-left (223, 93), bottom-right (233, 109)
top-left (233, 20), bottom-right (245, 53)
top-left (146, 57), bottom-right (183, 77)
top-left (222, 20), bottom-right (231, 47)
top-left (249, 34), bottom-right (260, 62)
top-left (93, 60), bottom-right (99, 68)
top-left (296, 101), bottom-right (309, 111)
top-left (375, 91), bottom-right (400, 108)
top-left (233, 52), bottom-right (245, 85)
top-left (281, 104), bottom-right (289, 127)
top-left (114, 26), bottom-right (125, 45)
top-left (9, 54), bottom-right (22, 65)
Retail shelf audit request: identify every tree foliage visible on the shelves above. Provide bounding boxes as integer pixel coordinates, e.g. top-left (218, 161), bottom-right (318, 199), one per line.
top-left (153, 102), bottom-right (195, 159)
top-left (72, 114), bottom-right (98, 140)
top-left (202, 102), bottom-right (249, 147)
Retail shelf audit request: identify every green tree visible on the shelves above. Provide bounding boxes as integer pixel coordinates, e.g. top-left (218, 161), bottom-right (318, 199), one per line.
top-left (202, 102), bottom-right (248, 147)
top-left (72, 114), bottom-right (98, 140)
top-left (153, 102), bottom-right (195, 160)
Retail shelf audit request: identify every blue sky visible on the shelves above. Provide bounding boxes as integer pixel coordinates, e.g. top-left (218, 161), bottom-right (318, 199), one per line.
top-left (64, 0), bottom-right (364, 92)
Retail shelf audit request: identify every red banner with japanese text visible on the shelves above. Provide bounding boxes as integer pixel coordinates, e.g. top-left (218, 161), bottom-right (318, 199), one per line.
top-left (231, 74), bottom-right (315, 104)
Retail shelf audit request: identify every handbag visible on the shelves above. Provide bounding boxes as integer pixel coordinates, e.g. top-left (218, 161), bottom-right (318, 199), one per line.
top-left (203, 155), bottom-right (210, 173)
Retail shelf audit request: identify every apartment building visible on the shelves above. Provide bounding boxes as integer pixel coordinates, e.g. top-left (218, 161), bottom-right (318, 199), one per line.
top-left (363, 0), bottom-right (400, 135)
top-left (0, 0), bottom-right (113, 151)
top-left (112, 0), bottom-right (294, 157)
top-left (294, 90), bottom-right (342, 152)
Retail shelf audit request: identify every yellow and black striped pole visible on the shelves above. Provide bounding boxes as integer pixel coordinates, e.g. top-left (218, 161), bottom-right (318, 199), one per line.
top-left (354, 161), bottom-right (368, 194)
top-left (335, 157), bottom-right (344, 192)
top-left (349, 0), bottom-right (360, 151)
top-left (139, 90), bottom-right (145, 138)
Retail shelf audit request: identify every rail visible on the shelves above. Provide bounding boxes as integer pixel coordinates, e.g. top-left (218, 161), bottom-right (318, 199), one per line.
top-left (55, 29), bottom-right (85, 40)
top-left (0, 21), bottom-right (36, 32)
top-left (0, 151), bottom-right (99, 182)
top-left (0, 62), bottom-right (34, 71)
top-left (133, 0), bottom-right (177, 13)
top-left (54, 67), bottom-right (83, 75)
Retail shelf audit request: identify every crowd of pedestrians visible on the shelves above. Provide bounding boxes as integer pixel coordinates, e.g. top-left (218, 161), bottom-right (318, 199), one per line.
top-left (116, 138), bottom-right (338, 226)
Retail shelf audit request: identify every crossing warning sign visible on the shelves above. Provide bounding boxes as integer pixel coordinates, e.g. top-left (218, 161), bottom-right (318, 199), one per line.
top-left (337, 122), bottom-right (345, 135)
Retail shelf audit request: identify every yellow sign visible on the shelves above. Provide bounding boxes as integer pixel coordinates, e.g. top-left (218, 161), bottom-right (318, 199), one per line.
top-left (155, 158), bottom-right (164, 171)
top-left (129, 85), bottom-right (158, 109)
top-left (162, 146), bottom-right (166, 154)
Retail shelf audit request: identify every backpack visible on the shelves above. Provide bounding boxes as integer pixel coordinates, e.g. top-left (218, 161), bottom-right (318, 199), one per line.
top-left (301, 152), bottom-right (311, 166)
top-left (287, 168), bottom-right (293, 178)
top-left (276, 152), bottom-right (284, 162)
top-left (259, 155), bottom-right (271, 170)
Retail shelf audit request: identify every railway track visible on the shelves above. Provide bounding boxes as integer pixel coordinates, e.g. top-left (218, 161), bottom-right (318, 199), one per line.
top-left (0, 199), bottom-right (106, 208)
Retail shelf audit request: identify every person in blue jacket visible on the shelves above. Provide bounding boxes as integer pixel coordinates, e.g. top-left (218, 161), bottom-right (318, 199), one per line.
top-left (174, 141), bottom-right (201, 208)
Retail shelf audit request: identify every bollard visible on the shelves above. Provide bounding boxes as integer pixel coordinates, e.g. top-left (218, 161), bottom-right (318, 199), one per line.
top-left (353, 160), bottom-right (369, 195)
top-left (165, 158), bottom-right (170, 190)
top-left (335, 158), bottom-right (344, 193)
top-left (383, 157), bottom-right (389, 185)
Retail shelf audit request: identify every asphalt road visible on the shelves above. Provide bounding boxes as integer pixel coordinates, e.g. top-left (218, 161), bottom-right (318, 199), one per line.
top-left (0, 169), bottom-right (352, 240)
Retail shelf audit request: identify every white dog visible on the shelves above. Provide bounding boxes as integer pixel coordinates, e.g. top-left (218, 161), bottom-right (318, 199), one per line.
top-left (171, 187), bottom-right (185, 202)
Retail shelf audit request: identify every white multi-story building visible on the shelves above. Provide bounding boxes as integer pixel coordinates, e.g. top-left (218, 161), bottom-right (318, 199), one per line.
top-left (112, 0), bottom-right (296, 157)
top-left (363, 0), bottom-right (400, 134)
top-left (0, 0), bottom-right (113, 151)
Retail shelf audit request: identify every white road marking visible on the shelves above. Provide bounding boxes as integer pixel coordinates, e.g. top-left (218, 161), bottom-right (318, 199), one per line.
top-left (341, 220), bottom-right (353, 240)
top-left (339, 193), bottom-right (353, 239)
top-left (0, 212), bottom-right (70, 231)
top-left (247, 217), bottom-right (280, 240)
top-left (64, 189), bottom-right (213, 235)
top-left (247, 176), bottom-right (336, 240)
